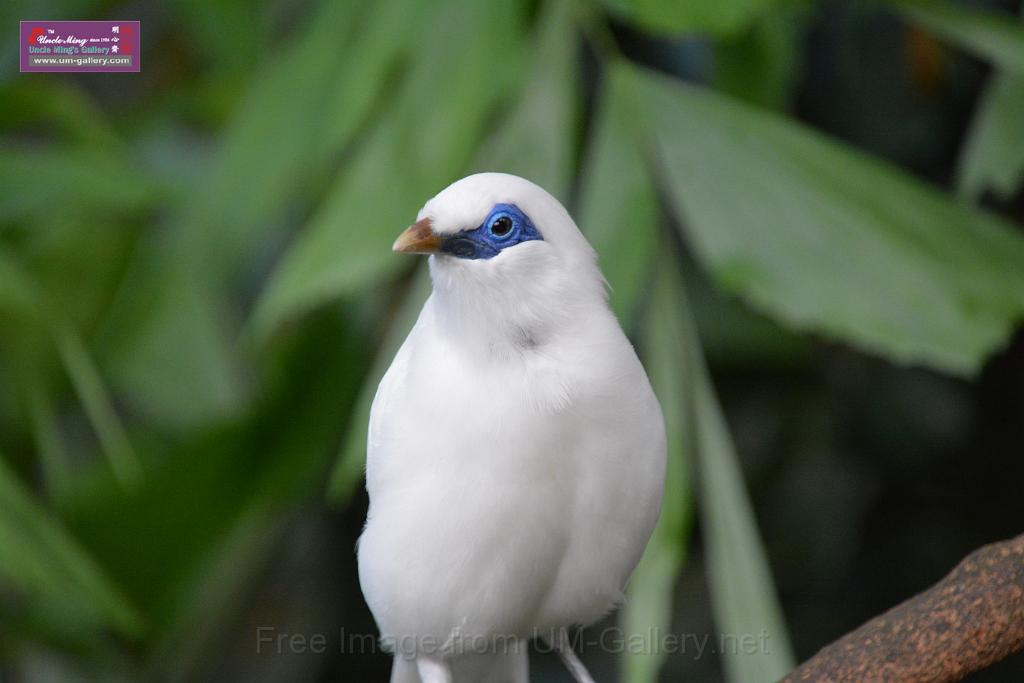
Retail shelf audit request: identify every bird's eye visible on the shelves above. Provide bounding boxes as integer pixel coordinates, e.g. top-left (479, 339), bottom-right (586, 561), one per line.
top-left (489, 215), bottom-right (513, 238)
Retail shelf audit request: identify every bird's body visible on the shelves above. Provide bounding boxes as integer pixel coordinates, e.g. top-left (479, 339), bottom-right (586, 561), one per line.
top-left (358, 174), bottom-right (666, 683)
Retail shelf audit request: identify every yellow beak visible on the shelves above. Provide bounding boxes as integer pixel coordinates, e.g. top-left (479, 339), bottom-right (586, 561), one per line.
top-left (393, 218), bottom-right (441, 254)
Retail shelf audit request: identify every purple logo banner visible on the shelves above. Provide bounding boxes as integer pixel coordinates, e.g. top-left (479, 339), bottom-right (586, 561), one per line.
top-left (20, 20), bottom-right (140, 72)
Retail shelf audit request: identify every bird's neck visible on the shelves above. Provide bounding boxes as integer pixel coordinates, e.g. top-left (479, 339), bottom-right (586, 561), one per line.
top-left (426, 259), bottom-right (604, 356)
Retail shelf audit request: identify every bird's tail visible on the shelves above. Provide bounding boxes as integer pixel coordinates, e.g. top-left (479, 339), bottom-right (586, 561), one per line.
top-left (388, 644), bottom-right (529, 683)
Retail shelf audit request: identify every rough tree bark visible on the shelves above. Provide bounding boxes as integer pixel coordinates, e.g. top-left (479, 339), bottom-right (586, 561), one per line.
top-left (779, 533), bottom-right (1024, 683)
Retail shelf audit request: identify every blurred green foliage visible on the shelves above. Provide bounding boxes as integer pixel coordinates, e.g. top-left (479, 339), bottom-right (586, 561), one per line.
top-left (2, 0), bottom-right (1024, 681)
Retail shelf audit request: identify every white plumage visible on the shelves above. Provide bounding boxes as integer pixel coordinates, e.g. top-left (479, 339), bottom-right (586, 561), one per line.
top-left (358, 173), bottom-right (666, 683)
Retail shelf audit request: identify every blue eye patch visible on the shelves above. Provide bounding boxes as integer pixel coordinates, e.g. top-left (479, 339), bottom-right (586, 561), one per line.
top-left (440, 203), bottom-right (542, 260)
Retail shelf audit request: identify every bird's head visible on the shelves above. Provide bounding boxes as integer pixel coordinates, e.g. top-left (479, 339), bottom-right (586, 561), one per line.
top-left (392, 173), bottom-right (605, 346)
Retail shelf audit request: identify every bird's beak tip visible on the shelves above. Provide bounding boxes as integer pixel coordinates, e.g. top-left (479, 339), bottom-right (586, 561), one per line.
top-left (393, 218), bottom-right (441, 255)
top-left (391, 235), bottom-right (409, 253)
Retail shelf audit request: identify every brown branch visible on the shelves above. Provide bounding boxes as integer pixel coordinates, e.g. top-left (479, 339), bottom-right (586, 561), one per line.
top-left (780, 533), bottom-right (1024, 683)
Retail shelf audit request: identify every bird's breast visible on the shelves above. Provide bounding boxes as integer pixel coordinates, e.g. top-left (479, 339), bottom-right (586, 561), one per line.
top-left (359, 307), bottom-right (666, 641)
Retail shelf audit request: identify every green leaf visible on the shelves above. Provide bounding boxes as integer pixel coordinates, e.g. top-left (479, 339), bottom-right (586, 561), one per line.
top-left (602, 0), bottom-right (779, 36)
top-left (254, 0), bottom-right (527, 336)
top-left (0, 454), bottom-right (144, 638)
top-left (957, 72), bottom-right (1024, 202)
top-left (0, 146), bottom-right (156, 224)
top-left (474, 0), bottom-right (579, 202)
top-left (621, 258), bottom-right (695, 683)
top-left (184, 0), bottom-right (361, 255)
top-left (96, 0), bottom-right (414, 428)
top-left (0, 251), bottom-right (140, 488)
top-left (577, 66), bottom-right (660, 322)
top-left (0, 248), bottom-right (40, 315)
top-left (144, 505), bottom-right (285, 681)
top-left (251, 113), bottom-right (424, 336)
top-left (70, 314), bottom-right (365, 655)
top-left (665, 273), bottom-right (795, 682)
top-left (891, 0), bottom-right (1024, 74)
top-left (0, 80), bottom-right (124, 150)
top-left (26, 380), bottom-right (71, 501)
top-left (714, 9), bottom-right (803, 110)
top-left (636, 65), bottom-right (1024, 376)
top-left (691, 351), bottom-right (795, 682)
top-left (683, 264), bottom-right (811, 369)
top-left (172, 0), bottom-right (269, 75)
top-left (320, 0), bottom-right (433, 156)
top-left (53, 326), bottom-right (141, 489)
top-left (328, 268), bottom-right (431, 502)
top-left (955, 5), bottom-right (1024, 203)
top-left (98, 271), bottom-right (246, 429)
top-left (183, 0), bottom-right (419, 267)
top-left (22, 213), bottom-right (139, 333)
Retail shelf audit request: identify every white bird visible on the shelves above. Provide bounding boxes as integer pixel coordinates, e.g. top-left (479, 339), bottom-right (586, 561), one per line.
top-left (357, 173), bottom-right (666, 683)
